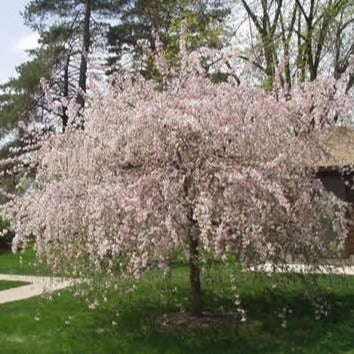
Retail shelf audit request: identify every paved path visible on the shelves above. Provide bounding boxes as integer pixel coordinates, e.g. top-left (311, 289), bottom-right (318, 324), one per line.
top-left (248, 263), bottom-right (354, 275)
top-left (0, 274), bottom-right (74, 305)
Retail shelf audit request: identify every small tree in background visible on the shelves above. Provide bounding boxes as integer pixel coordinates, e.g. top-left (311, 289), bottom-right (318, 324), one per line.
top-left (0, 217), bottom-right (14, 250)
top-left (1, 30), bottom-right (352, 317)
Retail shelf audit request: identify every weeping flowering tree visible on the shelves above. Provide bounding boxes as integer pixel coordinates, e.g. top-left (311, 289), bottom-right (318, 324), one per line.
top-left (1, 32), bottom-right (352, 316)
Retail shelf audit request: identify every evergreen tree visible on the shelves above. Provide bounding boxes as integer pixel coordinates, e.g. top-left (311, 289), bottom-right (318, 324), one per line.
top-left (0, 24), bottom-right (79, 134)
top-left (106, 0), bottom-right (230, 79)
top-left (24, 0), bottom-right (126, 108)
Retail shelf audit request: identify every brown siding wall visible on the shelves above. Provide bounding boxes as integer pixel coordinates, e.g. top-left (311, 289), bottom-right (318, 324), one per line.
top-left (319, 172), bottom-right (354, 257)
top-left (346, 228), bottom-right (354, 256)
top-left (319, 174), bottom-right (346, 201)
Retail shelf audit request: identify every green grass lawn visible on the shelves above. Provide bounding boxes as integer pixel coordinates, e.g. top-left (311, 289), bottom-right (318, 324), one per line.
top-left (0, 249), bottom-right (49, 276)
top-left (1, 250), bottom-right (354, 353)
top-left (0, 280), bottom-right (29, 291)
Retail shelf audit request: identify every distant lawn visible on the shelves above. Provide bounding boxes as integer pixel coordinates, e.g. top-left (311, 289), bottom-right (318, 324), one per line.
top-left (0, 249), bottom-right (49, 276)
top-left (0, 251), bottom-right (354, 354)
top-left (0, 280), bottom-right (29, 291)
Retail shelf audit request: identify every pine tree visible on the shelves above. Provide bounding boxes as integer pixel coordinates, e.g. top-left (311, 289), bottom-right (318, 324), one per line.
top-left (106, 0), bottom-right (229, 79)
top-left (24, 0), bottom-right (126, 108)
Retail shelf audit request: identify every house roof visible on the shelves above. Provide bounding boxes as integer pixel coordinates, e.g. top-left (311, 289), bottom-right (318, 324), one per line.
top-left (314, 127), bottom-right (354, 168)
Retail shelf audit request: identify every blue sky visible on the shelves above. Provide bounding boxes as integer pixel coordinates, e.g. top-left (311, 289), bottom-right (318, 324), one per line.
top-left (0, 1), bottom-right (39, 84)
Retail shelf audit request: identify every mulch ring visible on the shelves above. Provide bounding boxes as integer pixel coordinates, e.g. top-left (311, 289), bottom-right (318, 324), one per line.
top-left (155, 311), bottom-right (240, 329)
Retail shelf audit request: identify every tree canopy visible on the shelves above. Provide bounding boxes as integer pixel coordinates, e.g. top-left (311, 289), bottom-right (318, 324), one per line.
top-left (2, 38), bottom-right (351, 314)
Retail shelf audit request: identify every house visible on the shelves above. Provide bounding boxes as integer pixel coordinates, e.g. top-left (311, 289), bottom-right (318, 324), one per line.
top-left (315, 127), bottom-right (354, 257)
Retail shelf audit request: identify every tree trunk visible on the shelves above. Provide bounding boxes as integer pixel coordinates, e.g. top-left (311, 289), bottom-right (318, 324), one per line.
top-left (189, 223), bottom-right (202, 316)
top-left (184, 175), bottom-right (203, 316)
top-left (62, 54), bottom-right (70, 131)
top-left (77, 0), bottom-right (91, 108)
top-left (262, 35), bottom-right (276, 89)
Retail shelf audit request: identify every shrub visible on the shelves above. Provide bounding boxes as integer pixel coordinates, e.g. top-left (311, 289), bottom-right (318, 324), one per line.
top-left (0, 217), bottom-right (14, 250)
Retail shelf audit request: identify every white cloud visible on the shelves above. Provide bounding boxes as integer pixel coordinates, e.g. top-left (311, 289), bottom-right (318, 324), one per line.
top-left (14, 32), bottom-right (39, 51)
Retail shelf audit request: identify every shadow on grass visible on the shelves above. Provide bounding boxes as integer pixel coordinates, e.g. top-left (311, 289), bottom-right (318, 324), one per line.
top-left (103, 285), bottom-right (354, 354)
top-left (0, 287), bottom-right (353, 353)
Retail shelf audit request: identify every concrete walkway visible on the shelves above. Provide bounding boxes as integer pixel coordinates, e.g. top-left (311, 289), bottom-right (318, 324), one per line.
top-left (248, 263), bottom-right (354, 275)
top-left (0, 274), bottom-right (74, 305)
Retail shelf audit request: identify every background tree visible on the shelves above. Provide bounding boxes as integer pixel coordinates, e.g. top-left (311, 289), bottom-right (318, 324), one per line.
top-left (229, 0), bottom-right (354, 91)
top-left (0, 22), bottom-right (85, 207)
top-left (23, 0), bottom-right (126, 108)
top-left (0, 24), bottom-right (81, 135)
top-left (106, 0), bottom-right (230, 79)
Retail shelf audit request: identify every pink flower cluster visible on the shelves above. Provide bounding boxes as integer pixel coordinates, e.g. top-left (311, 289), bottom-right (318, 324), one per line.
top-left (1, 51), bottom-right (351, 279)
